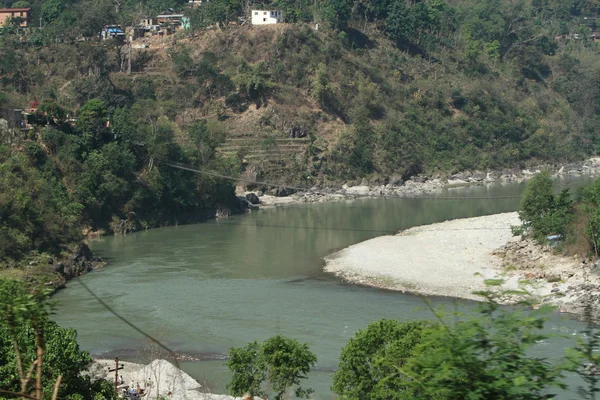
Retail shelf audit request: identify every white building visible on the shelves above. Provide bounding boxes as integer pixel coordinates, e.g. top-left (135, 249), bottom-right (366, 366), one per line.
top-left (251, 10), bottom-right (283, 25)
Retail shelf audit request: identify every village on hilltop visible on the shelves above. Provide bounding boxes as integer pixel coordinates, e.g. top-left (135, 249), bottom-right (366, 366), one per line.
top-left (0, 1), bottom-right (287, 135)
top-left (0, 0), bottom-right (284, 40)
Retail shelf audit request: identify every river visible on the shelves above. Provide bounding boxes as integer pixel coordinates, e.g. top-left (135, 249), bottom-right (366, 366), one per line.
top-left (53, 178), bottom-right (592, 398)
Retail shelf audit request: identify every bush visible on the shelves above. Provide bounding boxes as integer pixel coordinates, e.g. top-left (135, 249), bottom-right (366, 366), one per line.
top-left (332, 319), bottom-right (431, 400)
top-left (518, 171), bottom-right (573, 243)
top-left (226, 335), bottom-right (316, 399)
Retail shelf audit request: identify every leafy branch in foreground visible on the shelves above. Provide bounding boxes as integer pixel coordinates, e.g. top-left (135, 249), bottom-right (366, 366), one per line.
top-left (0, 278), bottom-right (116, 400)
top-left (402, 287), bottom-right (567, 400)
top-left (566, 296), bottom-right (600, 399)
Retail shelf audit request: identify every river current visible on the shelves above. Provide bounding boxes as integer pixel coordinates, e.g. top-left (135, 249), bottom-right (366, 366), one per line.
top-left (53, 178), bottom-right (593, 398)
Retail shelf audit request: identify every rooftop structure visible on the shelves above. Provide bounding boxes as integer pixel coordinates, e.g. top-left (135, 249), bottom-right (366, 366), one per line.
top-left (251, 10), bottom-right (283, 25)
top-left (0, 8), bottom-right (31, 27)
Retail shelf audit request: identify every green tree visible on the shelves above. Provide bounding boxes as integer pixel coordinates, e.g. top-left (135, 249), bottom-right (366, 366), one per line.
top-left (233, 61), bottom-right (272, 106)
top-left (319, 0), bottom-right (351, 30)
top-left (190, 0), bottom-right (241, 28)
top-left (403, 295), bottom-right (566, 399)
top-left (518, 171), bottom-right (573, 242)
top-left (187, 121), bottom-right (225, 165)
top-left (0, 150), bottom-right (82, 261)
top-left (332, 319), bottom-right (431, 400)
top-left (41, 0), bottom-right (64, 23)
top-left (385, 1), bottom-right (414, 42)
top-left (580, 178), bottom-right (600, 256)
top-left (260, 335), bottom-right (317, 399)
top-left (226, 341), bottom-right (264, 397)
top-left (77, 98), bottom-right (108, 136)
top-left (0, 279), bottom-right (115, 399)
top-left (11, 1), bottom-right (30, 8)
top-left (311, 63), bottom-right (335, 110)
top-left (226, 335), bottom-right (317, 399)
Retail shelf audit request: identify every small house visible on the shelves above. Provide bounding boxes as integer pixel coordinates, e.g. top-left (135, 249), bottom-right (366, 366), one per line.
top-left (0, 7), bottom-right (30, 27)
top-left (141, 17), bottom-right (158, 28)
top-left (251, 10), bottom-right (283, 25)
top-left (101, 25), bottom-right (125, 40)
top-left (156, 13), bottom-right (184, 26)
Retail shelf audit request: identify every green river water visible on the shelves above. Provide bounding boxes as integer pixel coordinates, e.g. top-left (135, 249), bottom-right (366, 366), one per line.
top-left (52, 178), bottom-right (593, 399)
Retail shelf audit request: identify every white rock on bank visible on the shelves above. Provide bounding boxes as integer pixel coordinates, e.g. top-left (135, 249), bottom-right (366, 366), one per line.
top-left (93, 359), bottom-right (260, 400)
top-left (345, 185), bottom-right (370, 195)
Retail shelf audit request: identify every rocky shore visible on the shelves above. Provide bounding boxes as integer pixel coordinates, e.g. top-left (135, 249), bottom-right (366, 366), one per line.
top-left (323, 212), bottom-right (600, 319)
top-left (247, 157), bottom-right (600, 207)
top-left (494, 240), bottom-right (600, 319)
top-left (0, 243), bottom-right (105, 293)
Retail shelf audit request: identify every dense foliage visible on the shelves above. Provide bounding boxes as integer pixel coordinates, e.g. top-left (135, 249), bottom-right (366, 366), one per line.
top-left (515, 173), bottom-right (600, 256)
top-left (0, 278), bottom-right (115, 399)
top-left (518, 171), bottom-right (574, 242)
top-left (402, 298), bottom-right (567, 399)
top-left (226, 334), bottom-right (317, 399)
top-left (332, 319), bottom-right (431, 400)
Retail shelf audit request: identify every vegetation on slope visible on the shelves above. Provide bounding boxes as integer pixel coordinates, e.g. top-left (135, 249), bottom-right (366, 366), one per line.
top-left (2, 0), bottom-right (600, 266)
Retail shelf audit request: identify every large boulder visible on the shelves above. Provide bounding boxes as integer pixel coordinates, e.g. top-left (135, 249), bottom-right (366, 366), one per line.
top-left (246, 192), bottom-right (260, 204)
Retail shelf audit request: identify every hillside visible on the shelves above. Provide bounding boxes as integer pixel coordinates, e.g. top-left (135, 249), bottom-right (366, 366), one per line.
top-left (2, 0), bottom-right (600, 269)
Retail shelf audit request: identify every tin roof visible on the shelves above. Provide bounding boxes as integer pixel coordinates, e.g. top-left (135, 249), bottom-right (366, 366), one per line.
top-left (0, 8), bottom-right (31, 12)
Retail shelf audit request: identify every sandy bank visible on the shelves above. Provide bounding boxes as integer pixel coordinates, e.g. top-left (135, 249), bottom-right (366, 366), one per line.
top-left (324, 212), bottom-right (600, 317)
top-left (324, 212), bottom-right (521, 301)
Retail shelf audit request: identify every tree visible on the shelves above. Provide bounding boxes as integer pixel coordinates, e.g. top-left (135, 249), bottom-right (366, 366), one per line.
top-left (385, 1), bottom-right (414, 43)
top-left (318, 0), bottom-right (351, 30)
top-left (0, 278), bottom-right (115, 399)
top-left (11, 1), bottom-right (30, 8)
top-left (77, 98), bottom-right (108, 137)
top-left (233, 61), bottom-right (272, 106)
top-left (187, 121), bottom-right (225, 165)
top-left (311, 63), bottom-right (335, 110)
top-left (518, 171), bottom-right (573, 242)
top-left (402, 294), bottom-right (567, 399)
top-left (332, 319), bottom-right (431, 400)
top-left (190, 0), bottom-right (242, 28)
top-left (226, 335), bottom-right (317, 399)
top-left (41, 0), bottom-right (64, 23)
top-left (580, 178), bottom-right (600, 256)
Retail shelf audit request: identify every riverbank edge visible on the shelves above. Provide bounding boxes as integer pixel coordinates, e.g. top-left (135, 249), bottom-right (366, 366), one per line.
top-left (254, 157), bottom-right (600, 207)
top-left (0, 196), bottom-right (256, 293)
top-left (323, 212), bottom-right (600, 319)
top-left (10, 157), bottom-right (600, 294)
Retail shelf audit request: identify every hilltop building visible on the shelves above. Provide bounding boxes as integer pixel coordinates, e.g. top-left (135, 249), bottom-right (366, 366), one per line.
top-left (100, 25), bottom-right (125, 40)
top-left (0, 8), bottom-right (30, 27)
top-left (156, 13), bottom-right (184, 25)
top-left (251, 10), bottom-right (283, 25)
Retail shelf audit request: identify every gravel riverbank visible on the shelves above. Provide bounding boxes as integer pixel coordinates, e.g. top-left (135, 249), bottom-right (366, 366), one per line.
top-left (250, 157), bottom-right (600, 207)
top-left (324, 213), bottom-right (522, 301)
top-left (323, 212), bottom-right (600, 318)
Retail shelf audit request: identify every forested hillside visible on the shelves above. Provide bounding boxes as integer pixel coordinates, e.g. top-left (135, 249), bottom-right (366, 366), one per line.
top-left (2, 0), bottom-right (600, 267)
